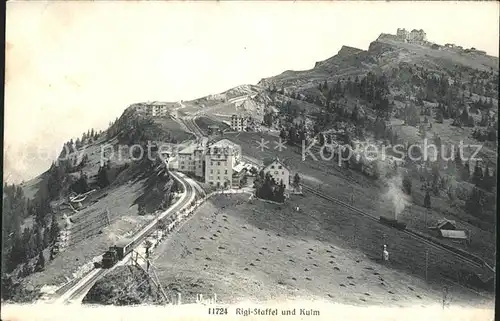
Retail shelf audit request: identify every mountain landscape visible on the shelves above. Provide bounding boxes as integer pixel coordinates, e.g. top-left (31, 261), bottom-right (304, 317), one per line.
top-left (2, 29), bottom-right (498, 311)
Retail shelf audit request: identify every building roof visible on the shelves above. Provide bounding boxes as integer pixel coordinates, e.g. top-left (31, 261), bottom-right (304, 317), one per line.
top-left (437, 219), bottom-right (457, 229)
top-left (439, 229), bottom-right (468, 240)
top-left (232, 167), bottom-right (247, 177)
top-left (213, 139), bottom-right (240, 149)
top-left (264, 157), bottom-right (289, 171)
top-left (233, 163), bottom-right (246, 173)
top-left (178, 145), bottom-right (198, 154)
top-left (178, 143), bottom-right (205, 154)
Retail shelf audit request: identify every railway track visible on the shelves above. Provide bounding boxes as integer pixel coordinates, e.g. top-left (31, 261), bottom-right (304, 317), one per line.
top-left (222, 133), bottom-right (494, 275)
top-left (181, 116), bottom-right (205, 137)
top-left (174, 114), bottom-right (495, 299)
top-left (301, 184), bottom-right (494, 274)
top-left (64, 269), bottom-right (108, 302)
top-left (55, 172), bottom-right (197, 304)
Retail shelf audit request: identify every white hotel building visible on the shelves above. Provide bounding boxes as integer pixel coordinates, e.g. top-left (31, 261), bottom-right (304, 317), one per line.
top-left (174, 139), bottom-right (243, 188)
top-left (204, 139), bottom-right (242, 188)
top-left (178, 144), bottom-right (205, 177)
top-left (134, 102), bottom-right (169, 117)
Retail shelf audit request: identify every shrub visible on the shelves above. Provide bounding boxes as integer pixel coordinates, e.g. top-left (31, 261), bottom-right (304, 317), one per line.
top-left (402, 175), bottom-right (412, 195)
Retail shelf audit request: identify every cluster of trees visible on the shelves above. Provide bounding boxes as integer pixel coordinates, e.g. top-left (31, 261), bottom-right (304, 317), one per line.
top-left (3, 184), bottom-right (31, 240)
top-left (316, 73), bottom-right (392, 118)
top-left (278, 100), bottom-right (302, 122)
top-left (467, 75), bottom-right (498, 98)
top-left (45, 154), bottom-right (90, 200)
top-left (59, 129), bottom-right (100, 158)
top-left (109, 116), bottom-right (153, 144)
top-left (2, 125), bottom-right (103, 284)
top-left (395, 64), bottom-right (453, 102)
top-left (418, 103), bottom-right (432, 117)
top-left (450, 107), bottom-right (475, 128)
top-left (279, 123), bottom-right (308, 146)
top-left (263, 111), bottom-right (275, 127)
top-left (474, 111), bottom-right (498, 142)
top-left (7, 215), bottom-right (60, 275)
top-left (396, 103), bottom-right (420, 126)
top-left (434, 102), bottom-right (451, 123)
top-left (469, 162), bottom-right (496, 192)
top-left (471, 97), bottom-right (495, 111)
top-left (136, 164), bottom-right (177, 215)
top-left (312, 111), bottom-right (336, 135)
top-left (478, 111), bottom-right (494, 127)
top-left (464, 187), bottom-right (496, 224)
top-left (276, 73), bottom-right (393, 120)
top-left (107, 112), bottom-right (178, 145)
top-left (414, 145), bottom-right (496, 221)
top-left (71, 171), bottom-right (90, 194)
top-left (253, 171), bottom-right (286, 203)
top-left (2, 184), bottom-right (61, 278)
top-left (97, 161), bottom-right (111, 188)
top-left (421, 74), bottom-right (451, 102)
top-left (472, 126), bottom-right (497, 142)
top-left (265, 83), bottom-right (285, 95)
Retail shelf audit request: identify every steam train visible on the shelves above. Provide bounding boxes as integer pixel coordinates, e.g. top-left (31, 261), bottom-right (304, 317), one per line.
top-left (379, 211), bottom-right (407, 230)
top-left (101, 238), bottom-right (136, 268)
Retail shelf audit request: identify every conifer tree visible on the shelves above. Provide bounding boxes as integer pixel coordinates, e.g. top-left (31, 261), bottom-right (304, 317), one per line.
top-left (424, 190), bottom-right (431, 208)
top-left (35, 251), bottom-right (45, 272)
top-left (472, 162), bottom-right (484, 187)
top-left (49, 214), bottom-right (60, 246)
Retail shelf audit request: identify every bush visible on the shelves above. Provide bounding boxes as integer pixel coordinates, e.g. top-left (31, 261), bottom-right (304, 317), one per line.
top-left (402, 175), bottom-right (412, 195)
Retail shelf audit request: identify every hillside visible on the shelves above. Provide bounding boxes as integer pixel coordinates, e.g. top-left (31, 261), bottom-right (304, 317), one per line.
top-left (154, 194), bottom-right (492, 306)
top-left (2, 30), bottom-right (498, 305)
top-left (164, 30), bottom-right (498, 290)
top-left (2, 105), bottom-right (188, 302)
top-left (83, 265), bottom-right (164, 305)
top-left (258, 35), bottom-right (498, 89)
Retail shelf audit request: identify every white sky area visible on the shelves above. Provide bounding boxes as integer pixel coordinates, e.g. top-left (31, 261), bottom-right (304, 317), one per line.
top-left (4, 1), bottom-right (500, 184)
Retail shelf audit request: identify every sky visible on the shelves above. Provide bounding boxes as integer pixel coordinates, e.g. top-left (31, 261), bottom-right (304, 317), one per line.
top-left (4, 1), bottom-right (500, 184)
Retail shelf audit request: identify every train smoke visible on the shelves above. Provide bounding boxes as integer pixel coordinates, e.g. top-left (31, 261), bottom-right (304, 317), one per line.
top-left (383, 174), bottom-right (411, 219)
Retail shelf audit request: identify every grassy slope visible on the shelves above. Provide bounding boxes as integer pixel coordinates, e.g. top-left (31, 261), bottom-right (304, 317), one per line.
top-left (152, 117), bottom-right (195, 143)
top-left (83, 265), bottom-right (164, 305)
top-left (222, 132), bottom-right (495, 265)
top-left (17, 118), bottom-right (184, 288)
top-left (154, 194), bottom-right (492, 307)
top-left (394, 115), bottom-right (497, 167)
top-left (25, 180), bottom-right (153, 287)
top-left (195, 117), bottom-right (230, 133)
top-left (260, 38), bottom-right (498, 88)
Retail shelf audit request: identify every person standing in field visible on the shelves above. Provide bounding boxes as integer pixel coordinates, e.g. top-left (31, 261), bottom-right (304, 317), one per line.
top-left (383, 245), bottom-right (389, 262)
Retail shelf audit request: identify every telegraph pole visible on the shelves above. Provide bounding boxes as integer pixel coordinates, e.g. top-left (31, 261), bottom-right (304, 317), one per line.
top-left (353, 219), bottom-right (357, 244)
top-left (425, 248), bottom-right (429, 282)
top-left (145, 241), bottom-right (151, 272)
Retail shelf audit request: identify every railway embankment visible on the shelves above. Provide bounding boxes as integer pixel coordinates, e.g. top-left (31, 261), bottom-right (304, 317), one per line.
top-left (82, 265), bottom-right (164, 305)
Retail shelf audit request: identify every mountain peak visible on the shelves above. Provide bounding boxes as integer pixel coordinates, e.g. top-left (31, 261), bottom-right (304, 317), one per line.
top-left (337, 45), bottom-right (364, 57)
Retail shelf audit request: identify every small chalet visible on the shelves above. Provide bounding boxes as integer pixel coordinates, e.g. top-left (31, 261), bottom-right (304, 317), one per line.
top-left (232, 163), bottom-right (248, 188)
top-left (430, 219), bottom-right (469, 244)
top-left (438, 229), bottom-right (468, 240)
top-left (430, 219), bottom-right (457, 230)
top-left (263, 157), bottom-right (291, 190)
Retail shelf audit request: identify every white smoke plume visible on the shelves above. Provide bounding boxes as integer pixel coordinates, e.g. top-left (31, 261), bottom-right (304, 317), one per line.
top-left (383, 174), bottom-right (411, 219)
